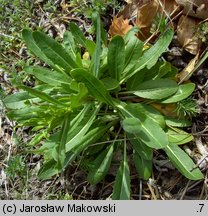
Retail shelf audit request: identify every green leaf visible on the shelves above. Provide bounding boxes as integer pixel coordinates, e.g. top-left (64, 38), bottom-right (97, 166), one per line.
top-left (4, 91), bottom-right (33, 109)
top-left (139, 29), bottom-right (173, 70)
top-left (69, 22), bottom-right (87, 47)
top-left (64, 124), bottom-right (111, 167)
top-left (108, 35), bottom-right (125, 81)
top-left (91, 12), bottom-right (102, 78)
top-left (118, 104), bottom-right (169, 149)
top-left (112, 142), bottom-right (130, 200)
top-left (123, 117), bottom-right (168, 149)
top-left (125, 103), bottom-right (166, 129)
top-left (86, 40), bottom-right (96, 56)
top-left (71, 68), bottom-right (114, 106)
top-left (32, 31), bottom-right (77, 72)
top-left (154, 61), bottom-right (172, 79)
top-left (24, 66), bottom-right (71, 86)
top-left (164, 144), bottom-right (204, 180)
top-left (127, 133), bottom-right (153, 160)
top-left (133, 151), bottom-right (152, 180)
top-left (38, 159), bottom-right (60, 180)
top-left (69, 22), bottom-right (96, 57)
top-left (87, 144), bottom-right (114, 185)
top-left (22, 29), bottom-right (55, 68)
top-left (3, 85), bottom-right (54, 109)
top-left (126, 70), bottom-right (145, 91)
top-left (63, 31), bottom-right (76, 58)
top-left (165, 117), bottom-right (192, 127)
top-left (166, 127), bottom-right (193, 145)
top-left (65, 105), bottom-right (100, 152)
top-left (70, 83), bottom-right (88, 109)
top-left (124, 35), bottom-right (143, 73)
top-left (101, 77), bottom-right (120, 91)
top-left (140, 62), bottom-right (162, 81)
top-left (121, 29), bottom-right (174, 82)
top-left (19, 85), bottom-right (65, 107)
top-left (57, 114), bottom-right (71, 168)
top-left (28, 130), bottom-right (48, 146)
top-left (133, 79), bottom-right (178, 100)
top-left (75, 52), bottom-right (83, 68)
top-left (6, 106), bottom-right (48, 124)
top-left (161, 83), bottom-right (195, 103)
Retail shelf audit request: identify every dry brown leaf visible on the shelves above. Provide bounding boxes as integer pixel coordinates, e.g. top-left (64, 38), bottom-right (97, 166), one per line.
top-left (109, 16), bottom-right (132, 37)
top-left (136, 0), bottom-right (159, 28)
top-left (135, 0), bottom-right (178, 40)
top-left (160, 0), bottom-right (180, 16)
top-left (118, 3), bottom-right (138, 19)
top-left (150, 103), bottom-right (177, 117)
top-left (177, 52), bottom-right (199, 83)
top-left (175, 0), bottom-right (208, 19)
top-left (118, 0), bottom-right (151, 19)
top-left (177, 15), bottom-right (201, 55)
top-left (136, 0), bottom-right (179, 28)
top-left (135, 0), bottom-right (159, 40)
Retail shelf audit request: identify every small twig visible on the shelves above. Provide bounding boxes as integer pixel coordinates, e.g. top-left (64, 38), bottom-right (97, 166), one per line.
top-left (180, 180), bottom-right (191, 200)
top-left (139, 179), bottom-right (142, 200)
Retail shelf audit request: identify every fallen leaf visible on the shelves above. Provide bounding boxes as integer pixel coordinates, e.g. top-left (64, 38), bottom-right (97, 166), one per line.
top-left (135, 0), bottom-right (178, 40)
top-left (175, 0), bottom-right (208, 19)
top-left (150, 103), bottom-right (177, 117)
top-left (136, 0), bottom-right (159, 28)
top-left (177, 15), bottom-right (201, 55)
top-left (118, 0), bottom-right (152, 19)
top-left (177, 52), bottom-right (199, 83)
top-left (109, 16), bottom-right (132, 37)
top-left (161, 0), bottom-right (180, 16)
top-left (136, 0), bottom-right (178, 28)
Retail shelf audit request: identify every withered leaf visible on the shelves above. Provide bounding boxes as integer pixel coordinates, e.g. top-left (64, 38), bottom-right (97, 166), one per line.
top-left (178, 53), bottom-right (199, 83)
top-left (177, 15), bottom-right (201, 55)
top-left (175, 0), bottom-right (208, 20)
top-left (109, 16), bottom-right (132, 37)
top-left (136, 0), bottom-right (159, 28)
